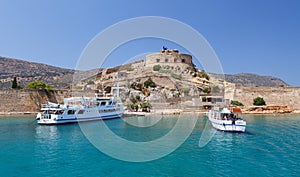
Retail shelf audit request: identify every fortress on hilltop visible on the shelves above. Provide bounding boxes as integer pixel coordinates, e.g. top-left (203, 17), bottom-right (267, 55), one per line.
top-left (144, 48), bottom-right (194, 68)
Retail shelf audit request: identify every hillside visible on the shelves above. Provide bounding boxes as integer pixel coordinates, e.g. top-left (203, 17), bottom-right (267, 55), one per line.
top-left (224, 73), bottom-right (288, 87)
top-left (0, 56), bottom-right (74, 89)
top-left (0, 56), bottom-right (289, 90)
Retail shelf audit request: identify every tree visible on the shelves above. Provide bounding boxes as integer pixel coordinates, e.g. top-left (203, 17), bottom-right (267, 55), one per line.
top-left (27, 80), bottom-right (54, 98)
top-left (253, 97), bottom-right (266, 106)
top-left (153, 65), bottom-right (161, 71)
top-left (27, 80), bottom-right (47, 90)
top-left (12, 77), bottom-right (18, 89)
top-left (144, 78), bottom-right (156, 88)
top-left (140, 102), bottom-right (151, 112)
top-left (231, 100), bottom-right (244, 106)
top-left (202, 87), bottom-right (211, 94)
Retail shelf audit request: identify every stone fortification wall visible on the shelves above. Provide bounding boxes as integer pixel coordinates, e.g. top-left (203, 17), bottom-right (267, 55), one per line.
top-left (145, 49), bottom-right (193, 67)
top-left (2, 86), bottom-right (300, 114)
top-left (0, 89), bottom-right (72, 114)
top-left (231, 86), bottom-right (300, 110)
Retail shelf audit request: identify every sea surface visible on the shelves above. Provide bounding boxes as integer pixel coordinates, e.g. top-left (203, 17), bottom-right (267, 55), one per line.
top-left (0, 114), bottom-right (300, 177)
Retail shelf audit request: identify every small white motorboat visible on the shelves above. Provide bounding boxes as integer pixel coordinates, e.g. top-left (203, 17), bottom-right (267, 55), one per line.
top-left (207, 107), bottom-right (246, 132)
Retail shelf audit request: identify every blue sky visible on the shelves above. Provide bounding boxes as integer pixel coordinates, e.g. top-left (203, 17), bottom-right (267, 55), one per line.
top-left (0, 0), bottom-right (300, 85)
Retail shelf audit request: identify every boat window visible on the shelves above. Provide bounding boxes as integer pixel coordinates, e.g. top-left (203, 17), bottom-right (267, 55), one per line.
top-left (48, 110), bottom-right (56, 114)
top-left (78, 110), bottom-right (85, 114)
top-left (100, 102), bottom-right (106, 106)
top-left (67, 110), bottom-right (75, 115)
top-left (108, 101), bottom-right (112, 105)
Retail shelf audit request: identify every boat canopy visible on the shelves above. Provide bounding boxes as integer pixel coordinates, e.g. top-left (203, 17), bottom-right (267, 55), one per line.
top-left (221, 108), bottom-right (231, 113)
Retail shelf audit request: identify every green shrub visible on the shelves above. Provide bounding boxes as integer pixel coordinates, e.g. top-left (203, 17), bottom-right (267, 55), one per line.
top-left (171, 73), bottom-right (182, 80)
top-left (174, 92), bottom-right (180, 97)
top-left (140, 102), bottom-right (151, 109)
top-left (129, 104), bottom-right (138, 111)
top-left (181, 88), bottom-right (190, 95)
top-left (127, 67), bottom-right (134, 71)
top-left (144, 78), bottom-right (156, 88)
top-left (130, 97), bottom-right (138, 104)
top-left (140, 102), bottom-right (151, 112)
top-left (27, 80), bottom-right (47, 90)
top-left (75, 86), bottom-right (83, 90)
top-left (199, 71), bottom-right (210, 80)
top-left (153, 65), bottom-right (161, 71)
top-left (202, 87), bottom-right (211, 94)
top-left (46, 85), bottom-right (54, 92)
top-left (87, 80), bottom-right (95, 85)
top-left (231, 100), bottom-right (244, 106)
top-left (159, 69), bottom-right (172, 75)
top-left (253, 97), bottom-right (266, 106)
top-left (135, 95), bottom-right (141, 101)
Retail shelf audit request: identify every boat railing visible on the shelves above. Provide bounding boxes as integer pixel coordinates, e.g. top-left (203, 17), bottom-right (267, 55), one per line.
top-left (41, 104), bottom-right (60, 109)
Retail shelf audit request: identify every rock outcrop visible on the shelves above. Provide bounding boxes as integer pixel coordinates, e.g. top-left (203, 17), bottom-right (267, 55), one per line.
top-left (243, 106), bottom-right (293, 114)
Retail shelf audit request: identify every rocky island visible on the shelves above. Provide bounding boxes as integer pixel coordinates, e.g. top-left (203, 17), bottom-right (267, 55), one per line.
top-left (0, 49), bottom-right (298, 115)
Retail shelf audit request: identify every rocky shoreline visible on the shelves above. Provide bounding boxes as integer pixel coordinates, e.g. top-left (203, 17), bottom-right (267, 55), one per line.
top-left (242, 105), bottom-right (294, 114)
top-left (0, 106), bottom-right (297, 116)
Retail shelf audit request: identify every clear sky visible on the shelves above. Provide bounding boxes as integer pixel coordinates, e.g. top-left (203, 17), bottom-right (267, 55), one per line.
top-left (0, 0), bottom-right (300, 85)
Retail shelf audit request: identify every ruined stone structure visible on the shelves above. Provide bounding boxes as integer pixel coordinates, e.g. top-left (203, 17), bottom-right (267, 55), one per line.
top-left (145, 49), bottom-right (193, 68)
top-left (225, 85), bottom-right (300, 110)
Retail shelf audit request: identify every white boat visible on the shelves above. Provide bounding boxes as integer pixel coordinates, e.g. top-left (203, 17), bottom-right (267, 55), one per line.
top-left (37, 88), bottom-right (124, 125)
top-left (207, 107), bottom-right (246, 132)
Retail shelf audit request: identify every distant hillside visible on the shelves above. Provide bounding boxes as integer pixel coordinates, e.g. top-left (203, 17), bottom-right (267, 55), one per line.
top-left (223, 73), bottom-right (288, 87)
top-left (0, 56), bottom-right (74, 89)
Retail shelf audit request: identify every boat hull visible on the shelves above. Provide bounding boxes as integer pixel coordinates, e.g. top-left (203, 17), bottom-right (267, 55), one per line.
top-left (37, 113), bottom-right (123, 125)
top-left (209, 118), bottom-right (246, 132)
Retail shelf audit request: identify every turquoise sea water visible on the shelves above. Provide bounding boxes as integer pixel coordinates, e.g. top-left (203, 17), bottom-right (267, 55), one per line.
top-left (1, 114), bottom-right (300, 176)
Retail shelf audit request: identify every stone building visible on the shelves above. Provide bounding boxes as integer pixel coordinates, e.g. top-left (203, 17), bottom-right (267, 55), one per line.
top-left (145, 49), bottom-right (193, 68)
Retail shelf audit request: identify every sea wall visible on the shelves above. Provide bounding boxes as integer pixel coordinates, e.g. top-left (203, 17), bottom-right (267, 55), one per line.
top-left (0, 90), bottom-right (71, 114)
top-left (229, 86), bottom-right (300, 110)
top-left (1, 86), bottom-right (300, 114)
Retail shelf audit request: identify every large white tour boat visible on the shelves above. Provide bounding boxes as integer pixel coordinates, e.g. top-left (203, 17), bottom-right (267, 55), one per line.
top-left (207, 107), bottom-right (246, 132)
top-left (36, 87), bottom-right (124, 125)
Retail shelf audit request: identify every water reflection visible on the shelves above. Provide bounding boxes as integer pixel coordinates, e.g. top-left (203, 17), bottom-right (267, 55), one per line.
top-left (123, 115), bottom-right (163, 128)
top-left (35, 125), bottom-right (59, 140)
